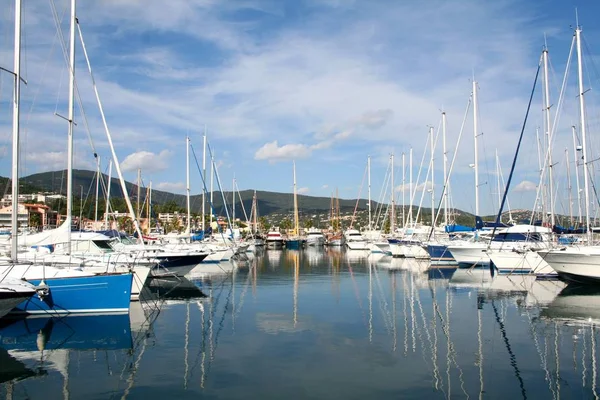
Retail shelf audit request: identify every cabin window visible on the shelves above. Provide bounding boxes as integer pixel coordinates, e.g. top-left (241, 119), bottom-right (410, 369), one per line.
top-left (93, 240), bottom-right (114, 251)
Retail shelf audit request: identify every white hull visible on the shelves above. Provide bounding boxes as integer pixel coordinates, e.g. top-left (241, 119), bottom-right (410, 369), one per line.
top-left (447, 243), bottom-right (489, 267)
top-left (404, 244), bottom-right (429, 259)
top-left (538, 247), bottom-right (600, 283)
top-left (346, 240), bottom-right (370, 251)
top-left (371, 241), bottom-right (391, 255)
top-left (487, 249), bottom-right (556, 277)
top-left (306, 235), bottom-right (325, 246)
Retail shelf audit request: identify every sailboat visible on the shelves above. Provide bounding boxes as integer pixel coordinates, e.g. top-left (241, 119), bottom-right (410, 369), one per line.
top-left (0, 0), bottom-right (133, 315)
top-left (285, 162), bottom-right (305, 250)
top-left (537, 24), bottom-right (600, 284)
top-left (248, 190), bottom-right (265, 247)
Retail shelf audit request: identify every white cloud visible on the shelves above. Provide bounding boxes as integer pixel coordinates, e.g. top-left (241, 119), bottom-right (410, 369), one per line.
top-left (395, 181), bottom-right (433, 192)
top-left (513, 180), bottom-right (537, 192)
top-left (155, 181), bottom-right (186, 193)
top-left (23, 151), bottom-right (95, 172)
top-left (121, 150), bottom-right (172, 172)
top-left (254, 141), bottom-right (312, 163)
top-left (322, 184), bottom-right (329, 189)
top-left (297, 187), bottom-right (310, 194)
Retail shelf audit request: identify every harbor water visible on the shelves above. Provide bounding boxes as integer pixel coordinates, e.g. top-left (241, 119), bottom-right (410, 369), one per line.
top-left (1, 247), bottom-right (598, 399)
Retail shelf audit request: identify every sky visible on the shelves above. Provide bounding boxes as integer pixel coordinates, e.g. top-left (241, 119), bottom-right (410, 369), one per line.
top-left (1, 0), bottom-right (600, 217)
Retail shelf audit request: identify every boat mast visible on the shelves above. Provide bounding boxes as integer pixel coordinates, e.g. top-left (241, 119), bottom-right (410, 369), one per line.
top-left (429, 126), bottom-right (435, 230)
top-left (232, 176), bottom-right (236, 231)
top-left (10, 0), bottom-right (22, 261)
top-left (77, 19), bottom-right (144, 242)
top-left (202, 126), bottom-right (206, 232)
top-left (542, 44), bottom-right (555, 228)
top-left (572, 125), bottom-right (583, 225)
top-left (367, 155), bottom-right (372, 232)
top-left (576, 24), bottom-right (592, 241)
top-left (409, 148), bottom-right (413, 226)
top-left (253, 190), bottom-right (258, 234)
top-left (186, 136), bottom-right (191, 233)
top-left (473, 79), bottom-right (480, 219)
top-left (148, 181), bottom-right (152, 232)
top-left (442, 111), bottom-right (448, 227)
top-left (565, 148), bottom-right (573, 226)
top-left (402, 152), bottom-right (406, 228)
top-left (104, 160), bottom-right (112, 229)
top-left (210, 152), bottom-right (214, 228)
top-left (390, 153), bottom-right (395, 234)
top-left (94, 157), bottom-right (100, 225)
top-left (65, 0), bottom-right (76, 253)
top-left (293, 161), bottom-right (299, 235)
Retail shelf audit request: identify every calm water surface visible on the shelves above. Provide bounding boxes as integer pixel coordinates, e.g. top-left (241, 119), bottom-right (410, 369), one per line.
top-left (1, 247), bottom-right (599, 399)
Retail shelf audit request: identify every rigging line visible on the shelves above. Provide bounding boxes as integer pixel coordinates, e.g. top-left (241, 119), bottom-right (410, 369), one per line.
top-left (488, 61), bottom-right (541, 249)
top-left (49, 6), bottom-right (99, 158)
top-left (427, 97), bottom-right (472, 239)
top-left (350, 161), bottom-right (368, 229)
top-left (532, 38), bottom-right (574, 224)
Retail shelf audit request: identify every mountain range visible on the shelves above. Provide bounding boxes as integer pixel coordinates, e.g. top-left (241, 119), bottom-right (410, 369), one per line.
top-left (15, 169), bottom-right (376, 217)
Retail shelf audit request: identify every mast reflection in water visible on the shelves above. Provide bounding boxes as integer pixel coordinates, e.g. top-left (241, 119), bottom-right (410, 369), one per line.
top-left (2, 250), bottom-right (600, 398)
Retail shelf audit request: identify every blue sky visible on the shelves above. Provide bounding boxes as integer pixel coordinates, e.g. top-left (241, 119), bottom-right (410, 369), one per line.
top-left (1, 0), bottom-right (600, 216)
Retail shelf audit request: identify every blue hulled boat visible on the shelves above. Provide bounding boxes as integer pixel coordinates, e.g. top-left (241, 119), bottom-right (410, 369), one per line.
top-left (426, 243), bottom-right (457, 266)
top-left (8, 271), bottom-right (133, 316)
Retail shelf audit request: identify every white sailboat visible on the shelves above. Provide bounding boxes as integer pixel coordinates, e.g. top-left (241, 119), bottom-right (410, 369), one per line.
top-left (537, 23), bottom-right (600, 283)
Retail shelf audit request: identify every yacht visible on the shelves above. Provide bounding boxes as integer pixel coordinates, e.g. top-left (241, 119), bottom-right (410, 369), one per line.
top-left (344, 229), bottom-right (370, 250)
top-left (305, 228), bottom-right (325, 246)
top-left (447, 225), bottom-right (551, 269)
top-left (266, 231), bottom-right (285, 249)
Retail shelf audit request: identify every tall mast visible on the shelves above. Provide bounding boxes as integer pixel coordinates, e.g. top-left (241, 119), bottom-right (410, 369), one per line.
top-left (104, 160), bottom-right (112, 229)
top-left (542, 44), bottom-right (555, 227)
top-left (565, 148), bottom-right (573, 226)
top-left (409, 148), bottom-right (413, 226)
top-left (77, 18), bottom-right (144, 242)
top-left (148, 181), bottom-right (152, 232)
top-left (293, 162), bottom-right (299, 235)
top-left (442, 111), bottom-right (448, 227)
top-left (186, 136), bottom-right (191, 233)
top-left (10, 0), bottom-right (22, 261)
top-left (576, 25), bottom-right (591, 241)
top-left (232, 177), bottom-right (236, 230)
top-left (429, 126), bottom-right (435, 229)
top-left (202, 126), bottom-right (207, 231)
top-left (402, 152), bottom-right (406, 227)
top-left (367, 155), bottom-right (372, 232)
top-left (209, 153), bottom-right (214, 228)
top-left (408, 147), bottom-right (413, 224)
top-left (572, 125), bottom-right (583, 224)
top-left (65, 0), bottom-right (76, 253)
top-left (473, 79), bottom-right (480, 219)
top-left (94, 157), bottom-right (100, 224)
top-left (390, 153), bottom-right (395, 233)
top-left (146, 185), bottom-right (150, 233)
top-left (253, 190), bottom-right (258, 234)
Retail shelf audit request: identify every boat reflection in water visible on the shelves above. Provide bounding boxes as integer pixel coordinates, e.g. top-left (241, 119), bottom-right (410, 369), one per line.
top-left (542, 284), bottom-right (600, 325)
top-left (0, 314), bottom-right (133, 398)
top-left (4, 249), bottom-right (600, 398)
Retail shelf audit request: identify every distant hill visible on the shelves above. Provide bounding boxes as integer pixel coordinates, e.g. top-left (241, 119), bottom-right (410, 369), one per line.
top-left (20, 169), bottom-right (376, 217)
top-left (14, 169), bottom-right (563, 228)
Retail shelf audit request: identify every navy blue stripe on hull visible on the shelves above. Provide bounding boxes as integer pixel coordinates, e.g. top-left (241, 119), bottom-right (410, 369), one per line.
top-left (557, 272), bottom-right (600, 285)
